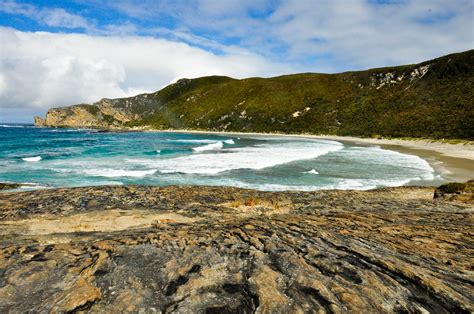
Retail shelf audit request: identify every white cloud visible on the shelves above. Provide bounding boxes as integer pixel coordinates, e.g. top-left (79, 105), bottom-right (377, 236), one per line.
top-left (0, 27), bottom-right (293, 122)
top-left (39, 8), bottom-right (90, 29)
top-left (265, 0), bottom-right (474, 70)
top-left (101, 0), bottom-right (473, 72)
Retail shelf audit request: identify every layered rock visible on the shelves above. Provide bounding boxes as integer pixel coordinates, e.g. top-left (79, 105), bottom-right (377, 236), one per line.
top-left (0, 185), bottom-right (472, 312)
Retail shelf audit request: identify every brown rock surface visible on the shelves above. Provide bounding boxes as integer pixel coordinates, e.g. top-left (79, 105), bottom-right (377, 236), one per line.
top-left (33, 116), bottom-right (44, 127)
top-left (0, 185), bottom-right (473, 313)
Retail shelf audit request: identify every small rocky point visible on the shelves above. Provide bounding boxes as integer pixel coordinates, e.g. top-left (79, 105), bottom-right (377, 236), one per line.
top-left (0, 183), bottom-right (21, 191)
top-left (434, 180), bottom-right (474, 203)
top-left (0, 185), bottom-right (473, 313)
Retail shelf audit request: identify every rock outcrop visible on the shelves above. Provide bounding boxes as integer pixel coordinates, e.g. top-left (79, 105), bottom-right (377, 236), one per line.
top-left (1, 185), bottom-right (472, 312)
top-left (37, 95), bottom-right (158, 128)
top-left (33, 116), bottom-right (44, 127)
top-left (434, 180), bottom-right (474, 203)
top-left (0, 183), bottom-right (21, 190)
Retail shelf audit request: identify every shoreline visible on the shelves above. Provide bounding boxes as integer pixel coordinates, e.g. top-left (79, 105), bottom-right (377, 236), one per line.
top-left (144, 128), bottom-right (474, 183)
top-left (5, 125), bottom-right (474, 187)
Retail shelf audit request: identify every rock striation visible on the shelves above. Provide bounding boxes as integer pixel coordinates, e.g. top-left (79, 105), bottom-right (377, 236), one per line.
top-left (0, 185), bottom-right (473, 312)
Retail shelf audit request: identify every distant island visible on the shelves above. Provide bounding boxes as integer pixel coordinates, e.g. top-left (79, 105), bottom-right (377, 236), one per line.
top-left (35, 50), bottom-right (474, 140)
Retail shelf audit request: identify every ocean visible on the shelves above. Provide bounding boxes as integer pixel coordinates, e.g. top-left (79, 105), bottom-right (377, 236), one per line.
top-left (0, 124), bottom-right (443, 191)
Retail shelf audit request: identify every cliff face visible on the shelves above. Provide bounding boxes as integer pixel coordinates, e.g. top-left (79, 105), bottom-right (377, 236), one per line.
top-left (39, 95), bottom-right (158, 128)
top-left (35, 50), bottom-right (474, 139)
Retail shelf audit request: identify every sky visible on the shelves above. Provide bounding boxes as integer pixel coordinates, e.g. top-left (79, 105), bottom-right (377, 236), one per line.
top-left (0, 0), bottom-right (473, 123)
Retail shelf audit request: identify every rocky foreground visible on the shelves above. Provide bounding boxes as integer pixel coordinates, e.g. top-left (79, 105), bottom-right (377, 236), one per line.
top-left (0, 185), bottom-right (473, 313)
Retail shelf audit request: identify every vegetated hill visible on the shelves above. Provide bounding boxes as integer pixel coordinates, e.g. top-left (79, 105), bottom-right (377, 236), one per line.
top-left (36, 50), bottom-right (474, 139)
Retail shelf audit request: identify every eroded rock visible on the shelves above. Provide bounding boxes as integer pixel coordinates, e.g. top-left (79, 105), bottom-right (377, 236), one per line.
top-left (0, 185), bottom-right (472, 312)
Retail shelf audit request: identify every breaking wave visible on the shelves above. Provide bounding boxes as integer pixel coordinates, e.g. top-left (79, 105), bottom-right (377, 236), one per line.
top-left (22, 156), bottom-right (42, 162)
top-left (192, 141), bottom-right (224, 152)
top-left (133, 140), bottom-right (343, 175)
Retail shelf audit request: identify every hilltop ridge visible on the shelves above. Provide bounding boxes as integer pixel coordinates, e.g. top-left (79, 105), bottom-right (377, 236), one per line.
top-left (35, 50), bottom-right (474, 139)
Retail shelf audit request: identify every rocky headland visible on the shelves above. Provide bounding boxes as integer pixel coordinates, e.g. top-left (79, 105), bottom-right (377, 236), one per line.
top-left (34, 50), bottom-right (474, 140)
top-left (1, 185), bottom-right (473, 312)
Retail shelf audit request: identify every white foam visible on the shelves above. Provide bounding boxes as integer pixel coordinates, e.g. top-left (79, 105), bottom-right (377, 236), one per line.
top-left (224, 139), bottom-right (235, 144)
top-left (22, 156), bottom-right (42, 162)
top-left (20, 184), bottom-right (49, 190)
top-left (169, 139), bottom-right (218, 143)
top-left (216, 176), bottom-right (415, 192)
top-left (156, 150), bottom-right (161, 153)
top-left (192, 141), bottom-right (224, 152)
top-left (83, 168), bottom-right (157, 178)
top-left (131, 140), bottom-right (343, 175)
top-left (344, 146), bottom-right (433, 172)
top-left (0, 124), bottom-right (28, 128)
top-left (304, 169), bottom-right (319, 174)
top-left (328, 177), bottom-right (414, 190)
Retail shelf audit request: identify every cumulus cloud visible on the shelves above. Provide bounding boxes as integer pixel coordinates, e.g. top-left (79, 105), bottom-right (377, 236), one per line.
top-left (0, 27), bottom-right (293, 122)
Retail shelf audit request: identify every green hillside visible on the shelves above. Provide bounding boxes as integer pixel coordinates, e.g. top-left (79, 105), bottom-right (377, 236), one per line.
top-left (43, 50), bottom-right (474, 139)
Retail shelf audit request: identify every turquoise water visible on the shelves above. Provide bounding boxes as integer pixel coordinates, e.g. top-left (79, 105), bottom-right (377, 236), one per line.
top-left (0, 124), bottom-right (443, 191)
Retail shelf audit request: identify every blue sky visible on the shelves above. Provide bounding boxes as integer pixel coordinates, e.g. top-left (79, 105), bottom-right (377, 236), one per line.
top-left (1, 0), bottom-right (473, 122)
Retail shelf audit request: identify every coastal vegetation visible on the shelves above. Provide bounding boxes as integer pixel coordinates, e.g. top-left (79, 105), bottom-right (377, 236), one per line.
top-left (36, 50), bottom-right (474, 140)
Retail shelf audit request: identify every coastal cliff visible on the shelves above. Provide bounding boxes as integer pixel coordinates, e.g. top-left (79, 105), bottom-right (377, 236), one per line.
top-left (38, 95), bottom-right (158, 129)
top-left (35, 50), bottom-right (474, 139)
top-left (0, 185), bottom-right (472, 312)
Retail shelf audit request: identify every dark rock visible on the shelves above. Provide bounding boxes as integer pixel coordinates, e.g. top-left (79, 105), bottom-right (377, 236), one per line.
top-left (0, 183), bottom-right (21, 191)
top-left (434, 180), bottom-right (474, 203)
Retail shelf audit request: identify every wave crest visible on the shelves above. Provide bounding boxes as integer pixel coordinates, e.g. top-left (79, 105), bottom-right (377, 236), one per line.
top-left (22, 156), bottom-right (42, 162)
top-left (192, 141), bottom-right (224, 152)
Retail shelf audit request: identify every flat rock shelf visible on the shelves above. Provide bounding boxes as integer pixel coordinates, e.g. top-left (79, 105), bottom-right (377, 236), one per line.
top-left (0, 185), bottom-right (472, 313)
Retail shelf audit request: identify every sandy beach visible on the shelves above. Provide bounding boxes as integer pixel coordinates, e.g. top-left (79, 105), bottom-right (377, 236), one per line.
top-left (147, 129), bottom-right (474, 183)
